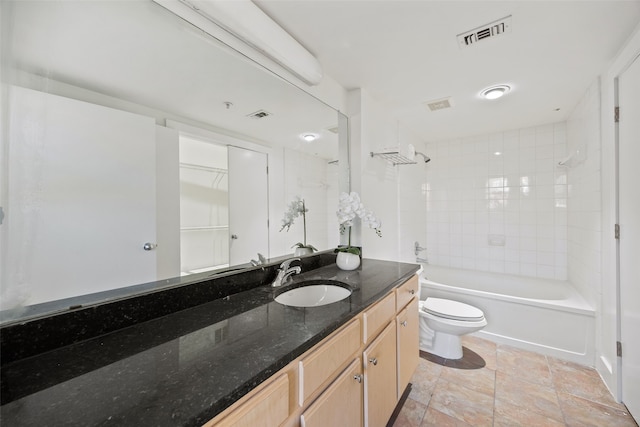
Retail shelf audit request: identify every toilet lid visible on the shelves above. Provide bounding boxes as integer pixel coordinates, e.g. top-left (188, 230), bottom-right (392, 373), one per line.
top-left (422, 297), bottom-right (485, 321)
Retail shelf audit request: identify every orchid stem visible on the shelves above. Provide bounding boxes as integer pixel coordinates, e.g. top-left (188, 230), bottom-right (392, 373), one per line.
top-left (302, 200), bottom-right (307, 246)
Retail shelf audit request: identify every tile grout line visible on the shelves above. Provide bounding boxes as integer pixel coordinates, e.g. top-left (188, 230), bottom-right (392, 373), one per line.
top-left (546, 354), bottom-right (570, 426)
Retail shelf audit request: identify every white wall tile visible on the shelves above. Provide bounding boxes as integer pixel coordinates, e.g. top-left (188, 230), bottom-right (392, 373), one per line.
top-left (425, 123), bottom-right (568, 279)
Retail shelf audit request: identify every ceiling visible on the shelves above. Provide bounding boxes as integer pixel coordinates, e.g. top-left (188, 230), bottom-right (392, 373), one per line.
top-left (8, 0), bottom-right (340, 160)
top-left (254, 0), bottom-right (640, 141)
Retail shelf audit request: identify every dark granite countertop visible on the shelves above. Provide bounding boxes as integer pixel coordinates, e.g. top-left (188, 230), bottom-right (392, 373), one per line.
top-left (0, 259), bottom-right (419, 427)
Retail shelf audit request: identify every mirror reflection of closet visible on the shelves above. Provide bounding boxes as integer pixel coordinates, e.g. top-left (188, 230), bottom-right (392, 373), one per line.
top-left (179, 137), bottom-right (230, 275)
top-left (179, 137), bottom-right (269, 275)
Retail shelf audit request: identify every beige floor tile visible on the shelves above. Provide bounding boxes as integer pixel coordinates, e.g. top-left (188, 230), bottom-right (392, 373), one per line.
top-left (497, 344), bottom-right (553, 387)
top-left (420, 407), bottom-right (474, 427)
top-left (558, 392), bottom-right (637, 427)
top-left (549, 356), bottom-right (624, 410)
top-left (461, 335), bottom-right (497, 370)
top-left (392, 397), bottom-right (428, 427)
top-left (428, 378), bottom-right (494, 427)
top-left (395, 337), bottom-right (640, 427)
top-left (439, 364), bottom-right (495, 397)
top-left (409, 356), bottom-right (443, 405)
top-left (495, 371), bottom-right (564, 422)
top-left (494, 398), bottom-right (566, 427)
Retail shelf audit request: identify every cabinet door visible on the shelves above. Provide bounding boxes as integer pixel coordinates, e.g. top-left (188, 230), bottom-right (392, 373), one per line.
top-left (397, 297), bottom-right (419, 400)
top-left (363, 322), bottom-right (397, 427)
top-left (301, 358), bottom-right (363, 427)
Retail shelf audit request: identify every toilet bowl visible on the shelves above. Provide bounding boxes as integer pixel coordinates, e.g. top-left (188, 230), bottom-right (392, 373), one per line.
top-left (418, 297), bottom-right (487, 359)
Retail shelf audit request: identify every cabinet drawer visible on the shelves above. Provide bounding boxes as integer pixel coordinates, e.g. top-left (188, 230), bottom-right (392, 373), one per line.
top-left (300, 358), bottom-right (363, 427)
top-left (205, 373), bottom-right (289, 427)
top-left (395, 275), bottom-right (419, 312)
top-left (363, 292), bottom-right (395, 344)
top-left (298, 319), bottom-right (360, 405)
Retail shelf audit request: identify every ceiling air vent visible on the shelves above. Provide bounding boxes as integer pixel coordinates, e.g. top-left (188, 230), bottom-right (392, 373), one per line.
top-left (457, 15), bottom-right (512, 48)
top-left (424, 97), bottom-right (454, 112)
top-left (247, 109), bottom-right (272, 119)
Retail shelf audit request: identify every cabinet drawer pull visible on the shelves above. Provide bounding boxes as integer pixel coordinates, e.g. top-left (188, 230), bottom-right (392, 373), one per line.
top-left (409, 289), bottom-right (415, 295)
top-left (401, 320), bottom-right (408, 327)
top-left (368, 357), bottom-right (378, 366)
top-left (353, 374), bottom-right (362, 383)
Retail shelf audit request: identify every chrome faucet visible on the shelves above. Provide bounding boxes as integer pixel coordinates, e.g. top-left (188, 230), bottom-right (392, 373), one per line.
top-left (250, 253), bottom-right (267, 267)
top-left (271, 257), bottom-right (301, 287)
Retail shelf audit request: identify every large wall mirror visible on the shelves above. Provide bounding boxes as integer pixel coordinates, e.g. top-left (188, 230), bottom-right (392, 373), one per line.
top-left (0, 0), bottom-right (349, 323)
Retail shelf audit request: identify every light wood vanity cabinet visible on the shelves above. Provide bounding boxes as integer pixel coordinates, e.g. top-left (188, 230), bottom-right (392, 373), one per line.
top-left (205, 274), bottom-right (419, 427)
top-left (363, 322), bottom-right (398, 427)
top-left (300, 358), bottom-right (363, 427)
top-left (203, 373), bottom-right (290, 427)
top-left (395, 275), bottom-right (419, 312)
top-left (397, 296), bottom-right (419, 400)
top-left (362, 292), bottom-right (396, 344)
top-left (298, 319), bottom-right (361, 406)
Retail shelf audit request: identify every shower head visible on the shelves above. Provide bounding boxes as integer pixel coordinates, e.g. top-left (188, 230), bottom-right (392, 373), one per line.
top-left (415, 151), bottom-right (431, 163)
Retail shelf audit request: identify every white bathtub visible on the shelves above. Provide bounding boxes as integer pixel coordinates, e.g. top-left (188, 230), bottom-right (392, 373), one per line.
top-left (419, 265), bottom-right (595, 365)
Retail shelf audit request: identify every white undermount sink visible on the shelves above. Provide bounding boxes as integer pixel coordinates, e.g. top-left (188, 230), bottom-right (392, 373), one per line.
top-left (274, 282), bottom-right (351, 307)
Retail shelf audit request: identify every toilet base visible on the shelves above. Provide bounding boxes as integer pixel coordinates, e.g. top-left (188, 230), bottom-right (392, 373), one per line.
top-left (421, 331), bottom-right (463, 360)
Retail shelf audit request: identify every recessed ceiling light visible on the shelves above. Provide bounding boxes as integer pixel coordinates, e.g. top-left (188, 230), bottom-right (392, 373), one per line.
top-left (481, 85), bottom-right (511, 100)
top-left (302, 134), bottom-right (317, 142)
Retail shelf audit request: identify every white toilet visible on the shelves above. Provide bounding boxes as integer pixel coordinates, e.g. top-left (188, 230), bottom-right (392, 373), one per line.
top-left (418, 297), bottom-right (487, 359)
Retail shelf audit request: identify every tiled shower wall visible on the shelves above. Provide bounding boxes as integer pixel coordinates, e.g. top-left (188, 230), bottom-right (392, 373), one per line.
top-left (423, 123), bottom-right (568, 280)
top-left (566, 80), bottom-right (601, 305)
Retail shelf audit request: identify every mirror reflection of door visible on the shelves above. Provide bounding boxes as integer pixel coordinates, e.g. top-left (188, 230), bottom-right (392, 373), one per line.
top-left (6, 87), bottom-right (158, 305)
top-left (179, 138), bottom-right (269, 274)
top-left (228, 146), bottom-right (269, 266)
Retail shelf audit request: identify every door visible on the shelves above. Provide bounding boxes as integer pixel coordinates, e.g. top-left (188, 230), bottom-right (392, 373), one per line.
top-left (619, 53), bottom-right (640, 421)
top-left (5, 86), bottom-right (157, 306)
top-left (228, 146), bottom-right (269, 265)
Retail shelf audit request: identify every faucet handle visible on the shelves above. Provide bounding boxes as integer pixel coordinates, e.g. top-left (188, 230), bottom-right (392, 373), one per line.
top-left (280, 257), bottom-right (301, 270)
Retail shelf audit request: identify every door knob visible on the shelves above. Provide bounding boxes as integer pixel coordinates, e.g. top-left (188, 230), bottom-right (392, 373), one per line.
top-left (369, 357), bottom-right (378, 366)
top-left (143, 242), bottom-right (157, 251)
top-left (231, 234), bottom-right (238, 240)
top-left (401, 320), bottom-right (408, 327)
top-left (353, 374), bottom-right (362, 383)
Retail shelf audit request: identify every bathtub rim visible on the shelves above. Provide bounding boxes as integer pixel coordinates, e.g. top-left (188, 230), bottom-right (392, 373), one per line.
top-left (419, 271), bottom-right (594, 317)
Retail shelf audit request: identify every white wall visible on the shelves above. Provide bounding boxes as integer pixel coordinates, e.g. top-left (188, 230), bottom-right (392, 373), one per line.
top-left (346, 88), bottom-right (427, 262)
top-left (423, 124), bottom-right (568, 279)
top-left (599, 23), bottom-right (640, 400)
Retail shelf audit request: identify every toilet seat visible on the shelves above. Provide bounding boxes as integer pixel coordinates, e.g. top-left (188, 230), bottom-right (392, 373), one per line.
top-left (421, 298), bottom-right (485, 322)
